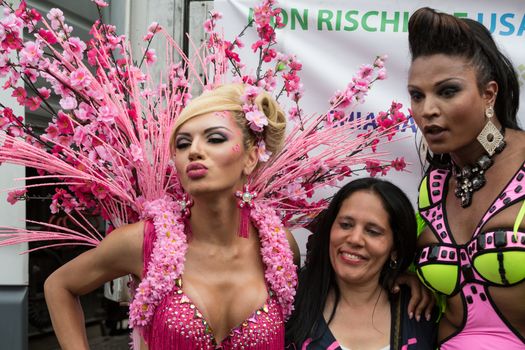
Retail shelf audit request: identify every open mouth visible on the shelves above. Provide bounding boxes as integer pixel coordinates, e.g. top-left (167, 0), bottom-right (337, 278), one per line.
top-left (424, 125), bottom-right (446, 135)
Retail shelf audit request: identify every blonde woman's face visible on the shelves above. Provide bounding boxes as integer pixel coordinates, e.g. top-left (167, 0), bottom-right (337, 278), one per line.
top-left (173, 111), bottom-right (256, 196)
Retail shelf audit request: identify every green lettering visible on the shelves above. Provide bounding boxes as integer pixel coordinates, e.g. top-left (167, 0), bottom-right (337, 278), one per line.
top-left (380, 11), bottom-right (399, 32)
top-left (318, 9), bottom-right (334, 31)
top-left (454, 12), bottom-right (468, 19)
top-left (402, 11), bottom-right (409, 32)
top-left (362, 11), bottom-right (378, 32)
top-left (278, 8), bottom-right (288, 28)
top-left (344, 10), bottom-right (359, 31)
top-left (291, 8), bottom-right (308, 30)
top-left (336, 10), bottom-right (342, 31)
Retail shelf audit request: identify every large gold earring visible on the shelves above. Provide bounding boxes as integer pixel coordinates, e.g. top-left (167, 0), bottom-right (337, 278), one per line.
top-left (477, 106), bottom-right (504, 156)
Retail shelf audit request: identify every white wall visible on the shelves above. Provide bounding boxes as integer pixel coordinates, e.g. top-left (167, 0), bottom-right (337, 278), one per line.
top-left (0, 0), bottom-right (27, 286)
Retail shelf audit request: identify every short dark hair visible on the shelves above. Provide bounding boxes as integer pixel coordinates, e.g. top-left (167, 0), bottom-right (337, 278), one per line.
top-left (286, 178), bottom-right (417, 346)
top-left (408, 7), bottom-right (520, 130)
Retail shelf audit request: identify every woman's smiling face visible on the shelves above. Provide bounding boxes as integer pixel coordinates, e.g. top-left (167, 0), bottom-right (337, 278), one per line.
top-left (329, 190), bottom-right (395, 287)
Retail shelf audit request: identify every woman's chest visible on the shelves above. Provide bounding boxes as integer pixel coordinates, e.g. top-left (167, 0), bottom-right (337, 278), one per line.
top-left (149, 280), bottom-right (284, 349)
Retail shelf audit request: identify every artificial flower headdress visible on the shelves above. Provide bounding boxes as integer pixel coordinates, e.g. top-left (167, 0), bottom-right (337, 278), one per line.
top-left (0, 0), bottom-right (409, 340)
top-left (241, 85), bottom-right (272, 162)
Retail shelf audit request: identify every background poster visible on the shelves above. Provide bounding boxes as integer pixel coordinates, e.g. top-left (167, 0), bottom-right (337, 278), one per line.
top-left (214, 0), bottom-right (525, 252)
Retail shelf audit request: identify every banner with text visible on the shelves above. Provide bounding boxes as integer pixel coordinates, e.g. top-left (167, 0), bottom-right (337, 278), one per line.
top-left (214, 0), bottom-right (525, 205)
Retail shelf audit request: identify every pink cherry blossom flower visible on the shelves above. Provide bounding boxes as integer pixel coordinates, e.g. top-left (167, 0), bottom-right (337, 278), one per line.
top-left (7, 125), bottom-right (23, 137)
top-left (11, 87), bottom-right (26, 104)
top-left (23, 68), bottom-right (38, 83)
top-left (57, 135), bottom-right (73, 147)
top-left (391, 157), bottom-right (407, 171)
top-left (59, 96), bottom-right (78, 110)
top-left (257, 140), bottom-right (271, 162)
top-left (70, 67), bottom-right (92, 89)
top-left (357, 64), bottom-right (374, 79)
top-left (66, 37), bottom-right (87, 60)
top-left (2, 31), bottom-right (23, 50)
top-left (353, 78), bottom-right (370, 93)
top-left (144, 49), bottom-right (156, 65)
top-left (6, 189), bottom-right (26, 205)
top-left (203, 19), bottom-right (214, 34)
top-left (91, 0), bottom-right (109, 7)
top-left (56, 111), bottom-right (74, 134)
top-left (284, 182), bottom-right (306, 201)
top-left (37, 87), bottom-right (51, 99)
top-left (377, 68), bottom-right (387, 80)
top-left (37, 29), bottom-right (57, 44)
top-left (98, 104), bottom-right (117, 124)
top-left (210, 11), bottom-right (222, 21)
top-left (251, 39), bottom-right (264, 52)
top-left (25, 96), bottom-right (41, 111)
top-left (147, 22), bottom-right (161, 34)
top-left (245, 109), bottom-right (268, 132)
top-left (130, 144), bottom-right (144, 163)
top-left (19, 41), bottom-right (43, 66)
top-left (74, 102), bottom-right (95, 121)
top-left (374, 55), bottom-right (388, 68)
top-left (241, 85), bottom-right (259, 103)
top-left (47, 8), bottom-right (64, 30)
top-left (365, 160), bottom-right (382, 177)
top-left (73, 125), bottom-right (92, 148)
top-left (44, 123), bottom-right (59, 141)
top-left (1, 14), bottom-right (23, 34)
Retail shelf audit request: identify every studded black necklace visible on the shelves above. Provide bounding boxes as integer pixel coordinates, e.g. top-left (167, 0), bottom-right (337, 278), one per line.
top-left (452, 139), bottom-right (506, 208)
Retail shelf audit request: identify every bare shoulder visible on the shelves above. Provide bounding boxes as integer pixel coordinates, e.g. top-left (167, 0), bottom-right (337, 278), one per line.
top-left (87, 222), bottom-right (144, 277)
top-left (285, 228), bottom-right (301, 268)
top-left (46, 221), bottom-right (147, 296)
top-left (99, 221), bottom-right (144, 255)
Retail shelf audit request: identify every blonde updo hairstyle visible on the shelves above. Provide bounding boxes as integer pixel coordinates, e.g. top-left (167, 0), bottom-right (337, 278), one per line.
top-left (170, 83), bottom-right (286, 162)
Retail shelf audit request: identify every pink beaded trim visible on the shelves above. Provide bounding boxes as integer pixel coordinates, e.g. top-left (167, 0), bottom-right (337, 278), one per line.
top-left (129, 198), bottom-right (297, 328)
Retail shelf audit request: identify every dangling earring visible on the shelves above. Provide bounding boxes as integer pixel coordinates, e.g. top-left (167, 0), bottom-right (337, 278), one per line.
top-left (389, 258), bottom-right (398, 270)
top-left (235, 184), bottom-right (257, 238)
top-left (416, 130), bottom-right (429, 170)
top-left (477, 106), bottom-right (504, 156)
top-left (179, 193), bottom-right (193, 238)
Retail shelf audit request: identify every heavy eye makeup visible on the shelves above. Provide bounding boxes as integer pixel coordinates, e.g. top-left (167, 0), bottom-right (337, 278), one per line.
top-left (174, 131), bottom-right (230, 149)
top-left (408, 88), bottom-right (424, 102)
top-left (175, 136), bottom-right (191, 149)
top-left (207, 132), bottom-right (228, 144)
top-left (437, 83), bottom-right (461, 98)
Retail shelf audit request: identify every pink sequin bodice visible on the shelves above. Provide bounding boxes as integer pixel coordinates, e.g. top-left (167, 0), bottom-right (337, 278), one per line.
top-left (145, 278), bottom-right (285, 349)
top-left (141, 220), bottom-right (286, 349)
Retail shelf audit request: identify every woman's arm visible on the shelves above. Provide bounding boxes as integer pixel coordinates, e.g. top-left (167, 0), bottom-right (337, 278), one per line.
top-left (44, 221), bottom-right (144, 350)
top-left (392, 272), bottom-right (435, 321)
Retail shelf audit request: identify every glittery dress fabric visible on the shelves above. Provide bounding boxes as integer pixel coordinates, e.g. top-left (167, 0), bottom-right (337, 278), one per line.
top-left (141, 220), bottom-right (285, 349)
